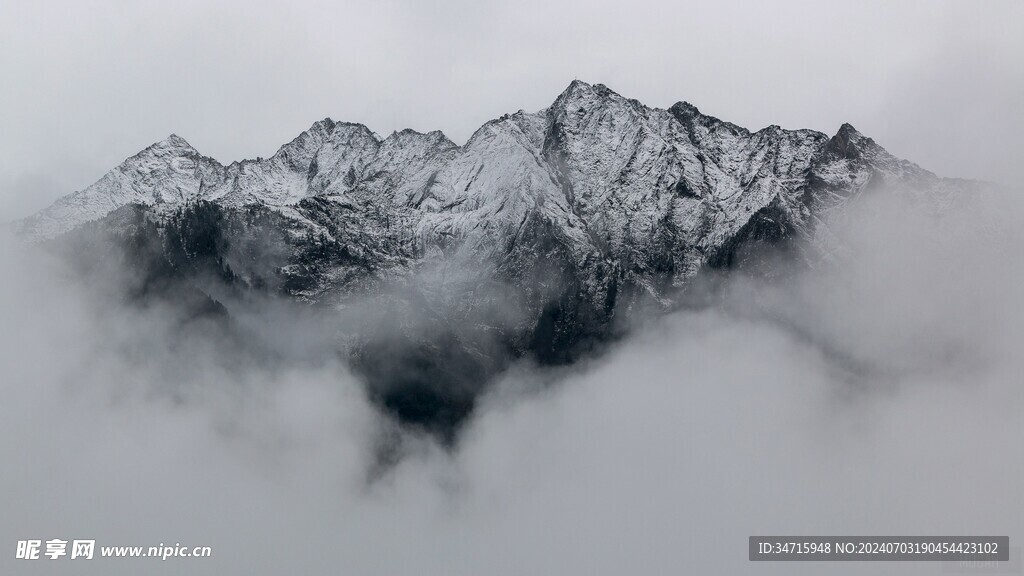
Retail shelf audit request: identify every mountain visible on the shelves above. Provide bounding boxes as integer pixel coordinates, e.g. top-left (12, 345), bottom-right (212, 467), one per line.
top-left (15, 81), bottom-right (980, 437)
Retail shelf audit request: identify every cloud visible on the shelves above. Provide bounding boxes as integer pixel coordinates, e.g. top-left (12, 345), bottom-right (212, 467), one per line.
top-left (1, 180), bottom-right (1022, 575)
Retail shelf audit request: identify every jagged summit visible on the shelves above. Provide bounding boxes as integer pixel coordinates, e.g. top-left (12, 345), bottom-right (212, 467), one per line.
top-left (825, 123), bottom-right (868, 159)
top-left (21, 80), bottom-right (966, 247)
top-left (312, 117), bottom-right (337, 130)
top-left (669, 100), bottom-right (702, 116)
top-left (837, 122), bottom-right (860, 135)
top-left (560, 78), bottom-right (593, 95)
top-left (157, 133), bottom-right (192, 148)
top-left (18, 80), bottom-right (982, 434)
top-left (138, 133), bottom-right (200, 157)
top-left (551, 79), bottom-right (635, 111)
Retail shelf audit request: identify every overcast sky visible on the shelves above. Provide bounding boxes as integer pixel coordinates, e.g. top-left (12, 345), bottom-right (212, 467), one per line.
top-left (1, 0), bottom-right (1021, 220)
top-left (2, 4), bottom-right (1023, 573)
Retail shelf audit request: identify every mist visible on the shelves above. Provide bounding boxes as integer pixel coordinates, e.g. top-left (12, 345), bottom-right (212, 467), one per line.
top-left (1, 183), bottom-right (1022, 574)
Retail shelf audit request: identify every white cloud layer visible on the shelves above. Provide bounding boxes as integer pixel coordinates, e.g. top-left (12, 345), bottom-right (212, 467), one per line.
top-left (1, 182), bottom-right (1021, 574)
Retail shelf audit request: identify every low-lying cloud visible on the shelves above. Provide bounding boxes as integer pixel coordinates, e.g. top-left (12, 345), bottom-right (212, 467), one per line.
top-left (1, 185), bottom-right (1022, 575)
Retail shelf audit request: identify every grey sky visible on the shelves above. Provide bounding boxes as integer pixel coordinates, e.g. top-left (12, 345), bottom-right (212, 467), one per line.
top-left (1, 4), bottom-right (1023, 573)
top-left (1, 0), bottom-right (1021, 221)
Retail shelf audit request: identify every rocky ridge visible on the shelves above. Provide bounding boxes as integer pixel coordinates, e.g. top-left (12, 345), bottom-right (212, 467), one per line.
top-left (16, 81), bottom-right (978, 436)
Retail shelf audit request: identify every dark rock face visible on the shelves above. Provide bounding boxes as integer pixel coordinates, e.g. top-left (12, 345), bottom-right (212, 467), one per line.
top-left (19, 81), bottom-right (981, 437)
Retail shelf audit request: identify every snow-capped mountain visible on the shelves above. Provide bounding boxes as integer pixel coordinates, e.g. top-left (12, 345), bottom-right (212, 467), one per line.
top-left (23, 81), bottom-right (968, 256)
top-left (16, 81), bottom-right (980, 434)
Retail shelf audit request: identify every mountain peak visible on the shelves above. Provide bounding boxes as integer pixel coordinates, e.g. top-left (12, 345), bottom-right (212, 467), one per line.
top-left (825, 122), bottom-right (875, 160)
top-left (564, 78), bottom-right (592, 92)
top-left (553, 79), bottom-right (626, 106)
top-left (19, 81), bottom-right (976, 437)
top-left (151, 133), bottom-right (195, 152)
top-left (671, 101), bottom-right (701, 116)
top-left (837, 122), bottom-right (862, 138)
top-left (553, 79), bottom-right (594, 104)
top-left (548, 80), bottom-right (638, 127)
top-left (20, 81), bottom-right (968, 245)
top-left (669, 101), bottom-right (707, 126)
top-left (309, 118), bottom-right (337, 134)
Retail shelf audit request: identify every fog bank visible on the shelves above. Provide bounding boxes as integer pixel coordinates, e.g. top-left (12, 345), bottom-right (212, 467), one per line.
top-left (1, 186), bottom-right (1022, 574)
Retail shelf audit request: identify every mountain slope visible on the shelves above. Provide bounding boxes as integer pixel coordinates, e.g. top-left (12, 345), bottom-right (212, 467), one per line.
top-left (16, 81), bottom-right (981, 436)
